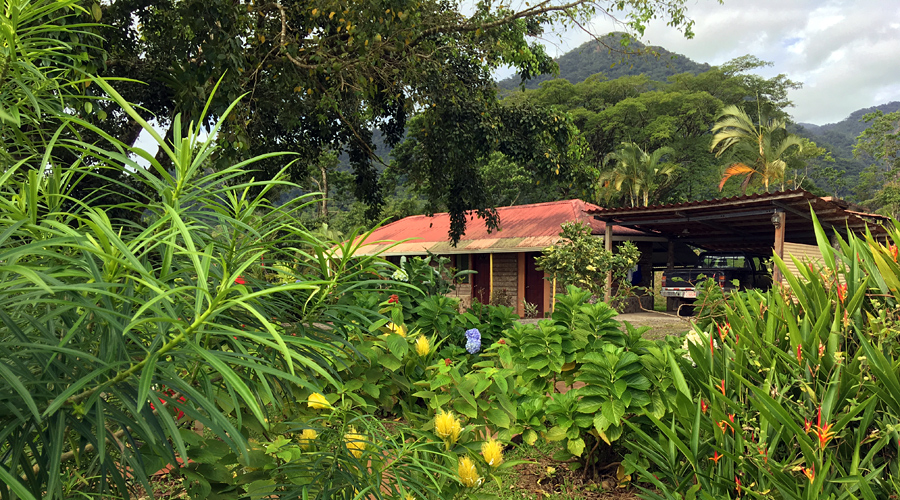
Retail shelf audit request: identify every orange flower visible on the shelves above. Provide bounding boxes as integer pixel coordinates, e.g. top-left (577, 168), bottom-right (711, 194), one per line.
top-left (735, 476), bottom-right (742, 495)
top-left (836, 283), bottom-right (847, 303)
top-left (803, 418), bottom-right (813, 433)
top-left (796, 344), bottom-right (802, 364)
top-left (710, 451), bottom-right (723, 464)
top-left (891, 244), bottom-right (898, 262)
top-left (815, 421), bottom-right (836, 448)
top-left (700, 399), bottom-right (708, 413)
top-left (719, 379), bottom-right (726, 396)
top-left (803, 466), bottom-right (815, 482)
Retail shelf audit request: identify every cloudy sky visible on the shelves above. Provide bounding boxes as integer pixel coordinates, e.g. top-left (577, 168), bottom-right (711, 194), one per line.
top-left (540, 0), bottom-right (900, 125)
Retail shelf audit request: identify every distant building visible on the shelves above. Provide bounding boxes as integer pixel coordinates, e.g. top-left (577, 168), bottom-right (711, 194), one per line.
top-left (352, 199), bottom-right (663, 316)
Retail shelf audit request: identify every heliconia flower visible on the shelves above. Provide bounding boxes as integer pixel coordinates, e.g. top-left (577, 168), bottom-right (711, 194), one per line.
top-left (797, 344), bottom-right (802, 364)
top-left (837, 283), bottom-right (847, 303)
top-left (815, 407), bottom-right (835, 448)
top-left (344, 426), bottom-right (366, 459)
top-left (458, 456), bottom-right (482, 487)
top-left (388, 294), bottom-right (400, 303)
top-left (803, 466), bottom-right (815, 482)
top-left (298, 428), bottom-right (317, 450)
top-left (710, 451), bottom-right (723, 464)
top-left (890, 244), bottom-right (898, 262)
top-left (804, 418), bottom-right (813, 433)
top-left (416, 335), bottom-right (431, 356)
top-left (728, 414), bottom-right (736, 427)
top-left (735, 476), bottom-right (742, 494)
top-left (719, 379), bottom-right (726, 396)
top-left (307, 392), bottom-right (331, 410)
top-left (758, 446), bottom-right (768, 463)
top-left (710, 335), bottom-right (715, 355)
top-left (700, 399), bottom-right (708, 413)
top-left (818, 343), bottom-right (826, 357)
top-left (481, 438), bottom-right (504, 468)
top-left (434, 410), bottom-right (462, 444)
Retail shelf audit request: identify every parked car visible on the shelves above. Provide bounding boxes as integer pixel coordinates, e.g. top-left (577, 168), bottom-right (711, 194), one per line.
top-left (661, 252), bottom-right (772, 315)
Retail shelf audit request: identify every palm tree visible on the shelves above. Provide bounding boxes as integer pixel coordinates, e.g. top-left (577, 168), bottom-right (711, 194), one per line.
top-left (711, 104), bottom-right (805, 193)
top-left (602, 142), bottom-right (678, 207)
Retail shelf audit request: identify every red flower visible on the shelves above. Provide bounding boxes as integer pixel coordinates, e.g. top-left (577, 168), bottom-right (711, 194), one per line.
top-left (804, 418), bottom-right (813, 433)
top-left (710, 451), bottom-right (723, 464)
top-left (758, 446), bottom-right (768, 463)
top-left (445, 358), bottom-right (452, 366)
top-left (735, 476), bottom-right (742, 495)
top-left (719, 379), bottom-right (726, 396)
top-left (235, 276), bottom-right (246, 285)
top-left (498, 339), bottom-right (506, 344)
top-left (836, 283), bottom-right (847, 303)
top-left (796, 344), bottom-right (802, 364)
top-left (803, 466), bottom-right (815, 482)
top-left (891, 244), bottom-right (898, 262)
top-left (700, 399), bottom-right (708, 413)
top-left (388, 294), bottom-right (399, 303)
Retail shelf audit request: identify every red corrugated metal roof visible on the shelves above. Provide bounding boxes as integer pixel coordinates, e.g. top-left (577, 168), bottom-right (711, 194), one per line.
top-left (351, 199), bottom-right (648, 256)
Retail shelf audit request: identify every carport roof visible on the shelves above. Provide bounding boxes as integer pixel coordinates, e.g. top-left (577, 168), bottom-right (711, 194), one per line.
top-left (589, 189), bottom-right (891, 255)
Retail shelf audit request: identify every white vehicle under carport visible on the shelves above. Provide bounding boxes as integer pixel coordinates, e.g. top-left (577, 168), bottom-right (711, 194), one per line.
top-left (661, 252), bottom-right (772, 315)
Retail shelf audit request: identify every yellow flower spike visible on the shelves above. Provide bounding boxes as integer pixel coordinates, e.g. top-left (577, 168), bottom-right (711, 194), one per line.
top-left (415, 335), bottom-right (430, 356)
top-left (298, 428), bottom-right (317, 450)
top-left (434, 410), bottom-right (461, 445)
top-left (481, 438), bottom-right (504, 468)
top-left (387, 322), bottom-right (407, 337)
top-left (344, 426), bottom-right (366, 459)
top-left (404, 495), bottom-right (414, 500)
top-left (307, 392), bottom-right (331, 410)
top-left (458, 456), bottom-right (482, 487)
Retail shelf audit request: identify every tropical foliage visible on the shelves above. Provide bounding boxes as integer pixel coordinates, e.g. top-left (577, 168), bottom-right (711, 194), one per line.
top-left (712, 104), bottom-right (806, 193)
top-left (602, 142), bottom-right (678, 207)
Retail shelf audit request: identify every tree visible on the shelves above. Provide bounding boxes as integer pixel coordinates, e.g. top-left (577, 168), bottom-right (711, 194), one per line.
top-left (853, 110), bottom-right (900, 216)
top-left (601, 142), bottom-right (677, 206)
top-left (535, 221), bottom-right (639, 300)
top-left (83, 0), bottom-right (701, 240)
top-left (712, 104), bottom-right (805, 193)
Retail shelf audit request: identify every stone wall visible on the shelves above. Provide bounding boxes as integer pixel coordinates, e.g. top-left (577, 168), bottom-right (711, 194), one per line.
top-left (491, 253), bottom-right (518, 308)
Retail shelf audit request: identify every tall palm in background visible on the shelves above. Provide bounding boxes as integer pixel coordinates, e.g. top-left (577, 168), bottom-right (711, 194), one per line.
top-left (712, 104), bottom-right (805, 193)
top-left (602, 142), bottom-right (677, 207)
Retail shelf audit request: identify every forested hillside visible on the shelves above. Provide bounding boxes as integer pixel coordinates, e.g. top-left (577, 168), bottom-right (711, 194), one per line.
top-left (496, 34), bottom-right (711, 91)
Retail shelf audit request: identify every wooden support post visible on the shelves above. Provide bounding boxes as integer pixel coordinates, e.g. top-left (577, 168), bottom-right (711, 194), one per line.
top-left (605, 222), bottom-right (613, 304)
top-left (773, 210), bottom-right (786, 284)
top-left (489, 253), bottom-right (494, 302)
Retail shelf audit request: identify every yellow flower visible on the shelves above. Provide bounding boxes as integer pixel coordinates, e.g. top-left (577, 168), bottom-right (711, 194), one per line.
top-left (416, 335), bottom-right (430, 356)
top-left (458, 456), bottom-right (482, 487)
top-left (481, 438), bottom-right (504, 468)
top-left (387, 322), bottom-right (407, 337)
top-left (345, 427), bottom-right (366, 459)
top-left (298, 428), bottom-right (317, 450)
top-left (434, 410), bottom-right (461, 444)
top-left (307, 392), bottom-right (331, 410)
top-left (404, 495), bottom-right (414, 500)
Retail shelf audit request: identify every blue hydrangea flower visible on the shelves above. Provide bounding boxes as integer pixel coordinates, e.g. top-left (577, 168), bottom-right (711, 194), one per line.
top-left (465, 328), bottom-right (481, 354)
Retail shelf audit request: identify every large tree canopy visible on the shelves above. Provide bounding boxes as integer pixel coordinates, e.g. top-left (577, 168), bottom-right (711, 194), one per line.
top-left (82, 0), bottom-right (700, 240)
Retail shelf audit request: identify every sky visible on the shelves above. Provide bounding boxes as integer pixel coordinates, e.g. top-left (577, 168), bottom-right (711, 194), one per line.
top-left (531, 0), bottom-right (900, 125)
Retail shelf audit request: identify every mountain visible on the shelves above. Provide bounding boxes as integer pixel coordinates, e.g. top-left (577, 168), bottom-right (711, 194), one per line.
top-left (497, 33), bottom-right (711, 91)
top-left (793, 101), bottom-right (900, 176)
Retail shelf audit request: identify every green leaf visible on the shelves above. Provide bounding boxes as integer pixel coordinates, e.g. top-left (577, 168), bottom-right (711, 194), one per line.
top-left (567, 437), bottom-right (585, 456)
top-left (453, 398), bottom-right (478, 419)
top-left (486, 408), bottom-right (511, 428)
top-left (385, 333), bottom-right (408, 359)
top-left (523, 429), bottom-right (538, 445)
top-left (545, 426), bottom-right (567, 442)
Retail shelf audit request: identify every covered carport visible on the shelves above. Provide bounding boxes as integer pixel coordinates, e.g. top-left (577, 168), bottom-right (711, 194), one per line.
top-left (589, 189), bottom-right (891, 302)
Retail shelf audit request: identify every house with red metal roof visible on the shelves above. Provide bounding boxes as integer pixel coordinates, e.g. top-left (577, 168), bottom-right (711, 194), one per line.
top-left (352, 199), bottom-right (664, 316)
